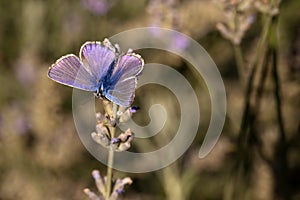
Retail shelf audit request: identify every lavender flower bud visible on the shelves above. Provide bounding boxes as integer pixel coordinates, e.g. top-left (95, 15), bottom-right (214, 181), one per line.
top-left (91, 123), bottom-right (110, 147)
top-left (119, 106), bottom-right (140, 123)
top-left (83, 188), bottom-right (101, 200)
top-left (110, 177), bottom-right (133, 200)
top-left (92, 170), bottom-right (106, 197)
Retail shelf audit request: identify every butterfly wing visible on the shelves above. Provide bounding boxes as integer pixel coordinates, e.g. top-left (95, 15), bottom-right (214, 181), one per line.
top-left (48, 54), bottom-right (98, 91)
top-left (79, 40), bottom-right (116, 81)
top-left (104, 53), bottom-right (144, 107)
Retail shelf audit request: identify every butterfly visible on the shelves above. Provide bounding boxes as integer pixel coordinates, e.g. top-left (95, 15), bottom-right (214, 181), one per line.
top-left (48, 39), bottom-right (144, 107)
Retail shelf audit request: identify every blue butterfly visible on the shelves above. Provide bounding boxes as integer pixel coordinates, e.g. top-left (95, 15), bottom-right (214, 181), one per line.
top-left (48, 39), bottom-right (144, 107)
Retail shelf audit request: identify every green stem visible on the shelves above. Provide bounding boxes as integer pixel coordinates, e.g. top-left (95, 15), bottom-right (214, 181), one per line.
top-left (270, 16), bottom-right (289, 199)
top-left (233, 44), bottom-right (246, 87)
top-left (269, 15), bottom-right (285, 144)
top-left (105, 103), bottom-right (118, 200)
top-left (226, 13), bottom-right (275, 200)
top-left (238, 13), bottom-right (272, 147)
top-left (162, 165), bottom-right (184, 200)
top-left (272, 48), bottom-right (285, 143)
top-left (232, 6), bottom-right (246, 88)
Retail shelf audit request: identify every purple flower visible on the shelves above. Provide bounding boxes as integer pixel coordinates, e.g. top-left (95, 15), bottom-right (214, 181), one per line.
top-left (116, 188), bottom-right (124, 194)
top-left (15, 57), bottom-right (36, 86)
top-left (129, 106), bottom-right (140, 113)
top-left (110, 137), bottom-right (120, 144)
top-left (248, 14), bottom-right (256, 25)
top-left (81, 0), bottom-right (111, 15)
top-left (148, 26), bottom-right (162, 37)
top-left (15, 117), bottom-right (28, 135)
top-left (92, 170), bottom-right (100, 180)
top-left (169, 34), bottom-right (189, 52)
top-left (8, 104), bottom-right (29, 135)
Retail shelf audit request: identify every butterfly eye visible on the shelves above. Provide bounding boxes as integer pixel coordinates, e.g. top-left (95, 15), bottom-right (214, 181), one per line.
top-left (94, 92), bottom-right (101, 98)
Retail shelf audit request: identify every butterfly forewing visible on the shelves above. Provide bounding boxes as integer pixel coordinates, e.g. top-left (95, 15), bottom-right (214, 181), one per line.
top-left (80, 41), bottom-right (116, 81)
top-left (104, 53), bottom-right (144, 107)
top-left (48, 54), bottom-right (98, 91)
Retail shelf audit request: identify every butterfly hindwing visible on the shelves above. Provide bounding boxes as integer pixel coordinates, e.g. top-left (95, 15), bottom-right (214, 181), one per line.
top-left (105, 77), bottom-right (138, 107)
top-left (104, 53), bottom-right (144, 107)
top-left (48, 54), bottom-right (98, 91)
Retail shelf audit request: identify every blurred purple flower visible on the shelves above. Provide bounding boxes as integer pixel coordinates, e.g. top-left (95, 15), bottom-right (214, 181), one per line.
top-left (169, 34), bottom-right (189, 52)
top-left (15, 57), bottom-right (36, 86)
top-left (248, 14), bottom-right (256, 25)
top-left (148, 25), bottom-right (162, 37)
top-left (8, 104), bottom-right (29, 135)
top-left (15, 116), bottom-right (28, 135)
top-left (81, 0), bottom-right (111, 15)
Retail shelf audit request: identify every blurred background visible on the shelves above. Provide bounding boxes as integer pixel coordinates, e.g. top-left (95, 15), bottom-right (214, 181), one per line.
top-left (0, 0), bottom-right (299, 199)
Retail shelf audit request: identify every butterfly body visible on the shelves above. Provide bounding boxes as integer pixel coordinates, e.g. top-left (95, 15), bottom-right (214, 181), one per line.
top-left (48, 39), bottom-right (144, 107)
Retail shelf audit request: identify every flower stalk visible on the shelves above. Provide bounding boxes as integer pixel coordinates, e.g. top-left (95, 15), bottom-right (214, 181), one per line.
top-left (105, 103), bottom-right (118, 200)
top-left (84, 102), bottom-right (136, 200)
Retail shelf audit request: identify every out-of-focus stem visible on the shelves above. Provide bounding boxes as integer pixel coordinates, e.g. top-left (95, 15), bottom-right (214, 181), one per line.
top-left (238, 14), bottom-right (272, 146)
top-left (105, 103), bottom-right (118, 200)
top-left (225, 12), bottom-right (275, 200)
top-left (162, 165), bottom-right (185, 200)
top-left (233, 44), bottom-right (246, 87)
top-left (272, 48), bottom-right (285, 140)
top-left (269, 15), bottom-right (285, 146)
top-left (232, 6), bottom-right (246, 88)
top-left (270, 13), bottom-right (289, 199)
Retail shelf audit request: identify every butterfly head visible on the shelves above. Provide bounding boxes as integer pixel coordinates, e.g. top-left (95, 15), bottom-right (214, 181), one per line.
top-left (95, 85), bottom-right (104, 98)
